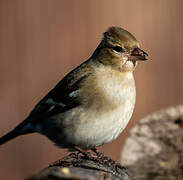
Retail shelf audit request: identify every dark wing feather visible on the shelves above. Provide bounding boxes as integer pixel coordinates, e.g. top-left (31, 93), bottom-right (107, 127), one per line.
top-left (27, 61), bottom-right (94, 123)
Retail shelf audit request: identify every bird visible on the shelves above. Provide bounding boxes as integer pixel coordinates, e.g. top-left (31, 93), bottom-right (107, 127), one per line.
top-left (0, 26), bottom-right (148, 154)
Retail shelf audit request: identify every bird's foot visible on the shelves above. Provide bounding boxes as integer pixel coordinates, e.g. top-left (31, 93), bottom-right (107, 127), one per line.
top-left (74, 147), bottom-right (104, 162)
top-left (74, 147), bottom-right (92, 159)
top-left (91, 148), bottom-right (116, 166)
top-left (74, 147), bottom-right (120, 168)
top-left (91, 147), bottom-right (104, 158)
top-left (71, 147), bottom-right (125, 175)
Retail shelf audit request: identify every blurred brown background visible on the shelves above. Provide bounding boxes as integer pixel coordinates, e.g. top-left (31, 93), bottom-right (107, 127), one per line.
top-left (0, 0), bottom-right (183, 179)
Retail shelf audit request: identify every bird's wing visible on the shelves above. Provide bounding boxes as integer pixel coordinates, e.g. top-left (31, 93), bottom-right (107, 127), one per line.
top-left (27, 61), bottom-right (94, 123)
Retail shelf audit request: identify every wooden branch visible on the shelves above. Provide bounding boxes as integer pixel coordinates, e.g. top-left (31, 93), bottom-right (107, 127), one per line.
top-left (121, 105), bottom-right (183, 180)
top-left (27, 153), bottom-right (135, 180)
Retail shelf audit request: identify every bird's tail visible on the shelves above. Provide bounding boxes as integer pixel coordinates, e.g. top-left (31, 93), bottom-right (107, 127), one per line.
top-left (0, 129), bottom-right (22, 145)
top-left (0, 120), bottom-right (35, 146)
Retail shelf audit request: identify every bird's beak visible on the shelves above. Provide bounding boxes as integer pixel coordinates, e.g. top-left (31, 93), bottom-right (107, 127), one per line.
top-left (129, 47), bottom-right (148, 61)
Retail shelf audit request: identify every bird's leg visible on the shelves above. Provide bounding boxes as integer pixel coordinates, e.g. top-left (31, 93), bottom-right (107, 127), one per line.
top-left (91, 147), bottom-right (104, 158)
top-left (74, 147), bottom-right (91, 158)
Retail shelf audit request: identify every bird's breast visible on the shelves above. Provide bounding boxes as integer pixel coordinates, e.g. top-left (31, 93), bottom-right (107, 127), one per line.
top-left (80, 67), bottom-right (136, 112)
top-left (49, 67), bottom-right (136, 149)
top-left (66, 67), bottom-right (136, 148)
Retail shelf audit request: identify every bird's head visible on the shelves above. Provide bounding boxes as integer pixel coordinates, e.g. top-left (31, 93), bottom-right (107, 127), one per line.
top-left (93, 26), bottom-right (148, 72)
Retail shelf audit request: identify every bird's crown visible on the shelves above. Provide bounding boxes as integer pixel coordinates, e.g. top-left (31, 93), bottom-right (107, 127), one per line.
top-left (103, 26), bottom-right (139, 51)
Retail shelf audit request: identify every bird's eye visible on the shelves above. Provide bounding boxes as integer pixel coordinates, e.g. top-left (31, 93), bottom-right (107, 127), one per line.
top-left (112, 46), bottom-right (124, 53)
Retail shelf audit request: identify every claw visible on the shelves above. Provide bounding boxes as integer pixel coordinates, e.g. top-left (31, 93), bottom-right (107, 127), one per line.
top-left (91, 148), bottom-right (104, 158)
top-left (74, 147), bottom-right (91, 158)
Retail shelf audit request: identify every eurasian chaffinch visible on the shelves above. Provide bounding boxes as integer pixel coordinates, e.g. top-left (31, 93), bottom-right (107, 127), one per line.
top-left (0, 26), bottom-right (148, 153)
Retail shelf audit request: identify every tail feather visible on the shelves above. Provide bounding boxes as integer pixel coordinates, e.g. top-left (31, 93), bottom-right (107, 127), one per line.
top-left (0, 129), bottom-right (22, 145)
top-left (0, 120), bottom-right (35, 146)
